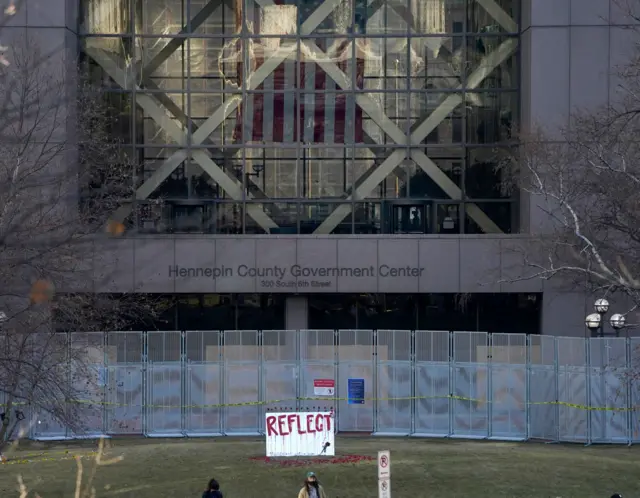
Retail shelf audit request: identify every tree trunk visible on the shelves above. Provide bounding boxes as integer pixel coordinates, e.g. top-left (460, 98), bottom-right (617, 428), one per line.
top-left (0, 397), bottom-right (14, 453)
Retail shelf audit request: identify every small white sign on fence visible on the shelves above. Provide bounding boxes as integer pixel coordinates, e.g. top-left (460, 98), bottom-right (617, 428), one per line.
top-left (378, 450), bottom-right (391, 498)
top-left (265, 412), bottom-right (335, 457)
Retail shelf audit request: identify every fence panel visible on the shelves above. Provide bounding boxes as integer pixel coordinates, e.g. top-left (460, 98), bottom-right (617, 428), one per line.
top-left (452, 332), bottom-right (489, 438)
top-left (263, 330), bottom-right (298, 433)
top-left (32, 410), bottom-right (67, 440)
top-left (106, 331), bottom-right (143, 365)
top-left (105, 331), bottom-right (143, 434)
top-left (105, 365), bottom-right (143, 434)
top-left (300, 330), bottom-right (336, 415)
top-left (69, 332), bottom-right (105, 438)
top-left (186, 363), bottom-right (223, 435)
top-left (588, 337), bottom-right (628, 443)
top-left (185, 331), bottom-right (222, 436)
top-left (147, 330), bottom-right (182, 363)
top-left (0, 333), bottom-right (31, 440)
top-left (528, 335), bottom-right (557, 440)
top-left (146, 364), bottom-right (183, 436)
top-left (631, 338), bottom-right (640, 443)
top-left (146, 331), bottom-right (182, 436)
top-left (489, 334), bottom-right (527, 440)
top-left (557, 337), bottom-right (588, 442)
top-left (338, 330), bottom-right (374, 432)
top-left (375, 330), bottom-right (412, 435)
top-left (21, 330), bottom-right (640, 442)
top-left (223, 330), bottom-right (261, 435)
top-left (414, 331), bottom-right (450, 436)
top-left (32, 333), bottom-right (70, 440)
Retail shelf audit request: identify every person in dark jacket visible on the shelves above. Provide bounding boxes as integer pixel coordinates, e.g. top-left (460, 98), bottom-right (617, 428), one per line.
top-left (202, 478), bottom-right (223, 498)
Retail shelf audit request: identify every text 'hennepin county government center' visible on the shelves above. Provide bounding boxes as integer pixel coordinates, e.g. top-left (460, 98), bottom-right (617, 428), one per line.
top-left (24, 0), bottom-right (630, 336)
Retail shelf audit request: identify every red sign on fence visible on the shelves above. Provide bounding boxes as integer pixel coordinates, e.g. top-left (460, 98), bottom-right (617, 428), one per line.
top-left (313, 379), bottom-right (335, 396)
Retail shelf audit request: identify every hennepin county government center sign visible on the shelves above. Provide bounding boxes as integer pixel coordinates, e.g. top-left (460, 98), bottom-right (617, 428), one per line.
top-left (169, 264), bottom-right (424, 289)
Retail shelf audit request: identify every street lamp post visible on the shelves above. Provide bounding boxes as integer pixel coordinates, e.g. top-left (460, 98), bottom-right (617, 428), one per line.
top-left (585, 299), bottom-right (627, 337)
top-left (584, 300), bottom-right (629, 448)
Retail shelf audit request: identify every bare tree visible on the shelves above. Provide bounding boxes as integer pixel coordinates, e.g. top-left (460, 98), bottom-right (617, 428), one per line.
top-left (0, 37), bottom-right (165, 451)
top-left (498, 12), bottom-right (640, 311)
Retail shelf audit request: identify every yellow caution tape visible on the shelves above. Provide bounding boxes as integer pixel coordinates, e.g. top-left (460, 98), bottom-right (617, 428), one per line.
top-left (1, 451), bottom-right (98, 466)
top-left (2, 396), bottom-right (637, 411)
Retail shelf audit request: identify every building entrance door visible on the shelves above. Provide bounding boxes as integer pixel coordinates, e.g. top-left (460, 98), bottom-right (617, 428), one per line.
top-left (392, 205), bottom-right (426, 234)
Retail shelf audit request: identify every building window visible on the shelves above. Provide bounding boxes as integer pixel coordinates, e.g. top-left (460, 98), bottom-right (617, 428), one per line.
top-left (81, 0), bottom-right (520, 235)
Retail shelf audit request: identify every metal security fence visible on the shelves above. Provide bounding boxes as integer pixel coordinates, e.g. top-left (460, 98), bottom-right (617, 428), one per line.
top-left (4, 330), bottom-right (640, 444)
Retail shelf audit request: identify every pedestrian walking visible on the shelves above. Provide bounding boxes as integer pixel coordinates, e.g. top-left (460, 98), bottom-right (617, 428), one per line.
top-left (297, 471), bottom-right (327, 498)
top-left (202, 478), bottom-right (223, 498)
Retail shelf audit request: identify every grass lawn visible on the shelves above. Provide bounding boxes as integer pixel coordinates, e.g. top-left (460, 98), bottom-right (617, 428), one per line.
top-left (1, 437), bottom-right (640, 497)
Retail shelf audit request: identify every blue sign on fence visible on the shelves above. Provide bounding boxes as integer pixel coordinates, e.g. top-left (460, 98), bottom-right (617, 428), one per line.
top-left (348, 378), bottom-right (365, 404)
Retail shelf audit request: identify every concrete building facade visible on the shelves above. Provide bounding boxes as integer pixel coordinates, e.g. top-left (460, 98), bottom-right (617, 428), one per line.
top-left (10, 0), bottom-right (637, 336)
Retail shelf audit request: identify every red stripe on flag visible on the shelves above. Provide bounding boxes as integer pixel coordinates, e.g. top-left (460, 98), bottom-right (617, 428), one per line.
top-left (332, 59), bottom-right (346, 142)
top-left (355, 57), bottom-right (364, 143)
top-left (272, 62), bottom-right (285, 142)
top-left (313, 62), bottom-right (325, 143)
top-left (253, 63), bottom-right (265, 142)
top-left (234, 43), bottom-right (364, 143)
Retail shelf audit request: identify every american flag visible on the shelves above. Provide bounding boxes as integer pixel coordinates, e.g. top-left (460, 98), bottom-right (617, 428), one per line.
top-left (232, 2), bottom-right (365, 144)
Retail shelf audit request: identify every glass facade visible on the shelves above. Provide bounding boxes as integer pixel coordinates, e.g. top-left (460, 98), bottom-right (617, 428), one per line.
top-left (105, 292), bottom-right (540, 333)
top-left (81, 0), bottom-right (519, 235)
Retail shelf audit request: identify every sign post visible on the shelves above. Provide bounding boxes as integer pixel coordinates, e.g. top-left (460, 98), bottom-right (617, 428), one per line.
top-left (378, 450), bottom-right (391, 498)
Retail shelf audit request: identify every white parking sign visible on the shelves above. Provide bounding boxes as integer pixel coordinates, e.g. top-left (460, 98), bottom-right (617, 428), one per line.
top-left (378, 450), bottom-right (390, 479)
top-left (377, 450), bottom-right (391, 498)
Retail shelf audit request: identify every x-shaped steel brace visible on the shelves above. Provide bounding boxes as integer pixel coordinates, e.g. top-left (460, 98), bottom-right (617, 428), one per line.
top-left (95, 0), bottom-right (282, 228)
top-left (309, 0), bottom-right (518, 234)
top-left (113, 0), bottom-right (479, 212)
top-left (325, 0), bottom-right (516, 203)
top-left (137, 0), bottom-right (279, 207)
top-left (323, 0), bottom-right (480, 202)
top-left (96, 0), bottom-right (347, 231)
top-left (238, 0), bottom-right (515, 233)
top-left (86, 45), bottom-right (280, 230)
top-left (255, 0), bottom-right (516, 233)
top-left (143, 76), bottom-right (277, 205)
top-left (95, 0), bottom-right (516, 234)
